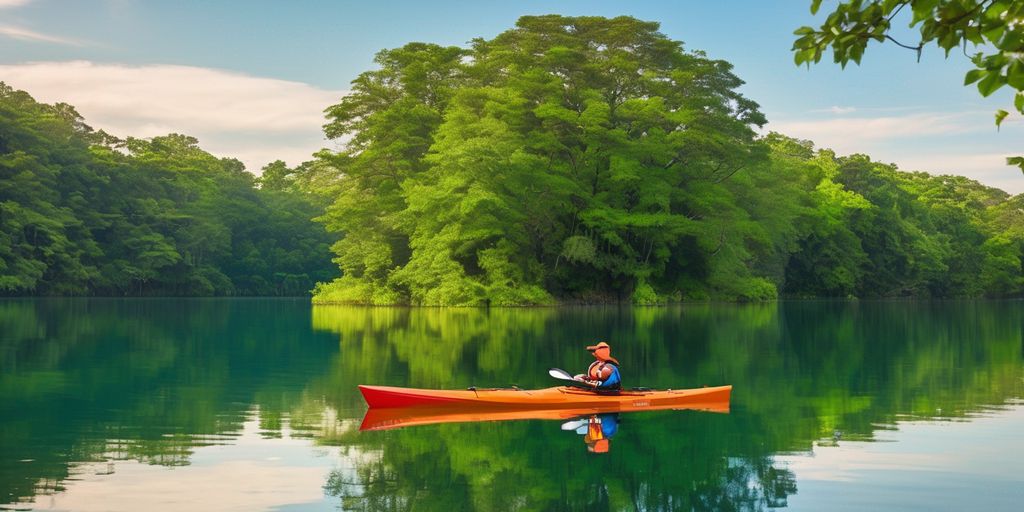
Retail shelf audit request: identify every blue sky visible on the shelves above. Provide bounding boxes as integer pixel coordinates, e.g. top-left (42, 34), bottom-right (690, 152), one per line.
top-left (1, 0), bottom-right (1021, 192)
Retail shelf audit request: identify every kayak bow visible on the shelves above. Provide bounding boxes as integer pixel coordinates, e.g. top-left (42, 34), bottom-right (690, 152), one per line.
top-left (358, 384), bottom-right (732, 410)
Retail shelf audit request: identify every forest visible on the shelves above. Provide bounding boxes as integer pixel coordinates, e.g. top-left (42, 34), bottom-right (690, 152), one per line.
top-left (2, 15), bottom-right (1022, 302)
top-left (0, 83), bottom-right (337, 296)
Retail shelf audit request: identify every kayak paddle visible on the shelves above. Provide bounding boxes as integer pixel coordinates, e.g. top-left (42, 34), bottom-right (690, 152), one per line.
top-left (560, 418), bottom-right (588, 431)
top-left (548, 368), bottom-right (596, 389)
top-left (548, 368), bottom-right (575, 381)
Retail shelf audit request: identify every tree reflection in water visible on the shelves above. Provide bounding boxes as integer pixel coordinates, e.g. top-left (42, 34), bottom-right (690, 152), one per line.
top-left (0, 299), bottom-right (1020, 510)
top-left (311, 302), bottom-right (1021, 511)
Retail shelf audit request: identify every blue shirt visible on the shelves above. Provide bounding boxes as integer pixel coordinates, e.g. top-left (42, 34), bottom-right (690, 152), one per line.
top-left (596, 363), bottom-right (621, 389)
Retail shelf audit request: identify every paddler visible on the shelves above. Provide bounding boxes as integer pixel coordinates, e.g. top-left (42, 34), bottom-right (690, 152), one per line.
top-left (574, 341), bottom-right (621, 390)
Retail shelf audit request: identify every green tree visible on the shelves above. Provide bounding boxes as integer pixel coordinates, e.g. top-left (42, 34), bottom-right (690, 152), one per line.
top-left (310, 15), bottom-right (1024, 304)
top-left (0, 83), bottom-right (338, 297)
top-left (315, 15), bottom-right (771, 305)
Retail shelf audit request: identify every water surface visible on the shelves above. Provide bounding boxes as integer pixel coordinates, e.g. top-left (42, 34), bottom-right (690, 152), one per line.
top-left (1, 299), bottom-right (1022, 510)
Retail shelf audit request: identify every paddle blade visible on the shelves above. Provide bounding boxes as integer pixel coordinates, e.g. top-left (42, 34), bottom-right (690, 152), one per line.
top-left (560, 419), bottom-right (588, 431)
top-left (548, 368), bottom-right (575, 381)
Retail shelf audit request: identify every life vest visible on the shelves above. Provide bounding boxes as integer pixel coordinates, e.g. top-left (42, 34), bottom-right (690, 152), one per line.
top-left (584, 415), bottom-right (616, 454)
top-left (587, 360), bottom-right (621, 390)
top-left (586, 417), bottom-right (605, 441)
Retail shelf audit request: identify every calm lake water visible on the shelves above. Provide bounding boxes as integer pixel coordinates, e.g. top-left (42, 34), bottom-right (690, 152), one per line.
top-left (1, 299), bottom-right (1022, 511)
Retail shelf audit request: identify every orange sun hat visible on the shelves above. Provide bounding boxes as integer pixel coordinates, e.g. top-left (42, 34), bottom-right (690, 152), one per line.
top-left (586, 341), bottom-right (619, 365)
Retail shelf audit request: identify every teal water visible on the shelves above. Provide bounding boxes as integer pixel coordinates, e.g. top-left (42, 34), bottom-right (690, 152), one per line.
top-left (1, 299), bottom-right (1022, 511)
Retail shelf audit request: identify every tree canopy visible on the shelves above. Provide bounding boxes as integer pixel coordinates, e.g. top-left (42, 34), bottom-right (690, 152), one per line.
top-left (0, 83), bottom-right (338, 296)
top-left (312, 15), bottom-right (1023, 305)
top-left (1, 15), bottom-right (1021, 302)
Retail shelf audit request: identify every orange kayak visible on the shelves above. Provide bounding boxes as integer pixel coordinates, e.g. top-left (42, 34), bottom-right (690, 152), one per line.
top-left (360, 394), bottom-right (731, 431)
top-left (358, 384), bottom-right (732, 410)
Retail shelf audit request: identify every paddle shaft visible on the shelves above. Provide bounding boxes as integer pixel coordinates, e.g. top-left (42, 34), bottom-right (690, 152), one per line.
top-left (549, 368), bottom-right (598, 390)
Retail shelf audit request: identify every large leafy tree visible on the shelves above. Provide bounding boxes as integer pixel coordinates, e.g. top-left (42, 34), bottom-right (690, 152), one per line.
top-left (315, 15), bottom-right (772, 305)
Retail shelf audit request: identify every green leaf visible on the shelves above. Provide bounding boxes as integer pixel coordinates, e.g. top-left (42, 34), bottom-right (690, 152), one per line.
top-left (1006, 61), bottom-right (1024, 90)
top-left (977, 71), bottom-right (1005, 97)
top-left (1015, 92), bottom-right (1024, 114)
top-left (811, 0), bottom-right (824, 15)
top-left (995, 109), bottom-right (1009, 128)
top-left (794, 48), bottom-right (817, 66)
top-left (964, 26), bottom-right (984, 46)
top-left (964, 69), bottom-right (985, 85)
top-left (985, 1), bottom-right (1009, 21)
top-left (1006, 156), bottom-right (1024, 174)
top-left (850, 44), bottom-right (864, 65)
top-left (982, 24), bottom-right (1006, 44)
top-left (912, 0), bottom-right (940, 23)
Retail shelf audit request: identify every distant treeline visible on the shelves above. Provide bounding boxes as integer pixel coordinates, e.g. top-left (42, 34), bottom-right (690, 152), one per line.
top-left (1, 16), bottom-right (1022, 302)
top-left (0, 83), bottom-right (337, 296)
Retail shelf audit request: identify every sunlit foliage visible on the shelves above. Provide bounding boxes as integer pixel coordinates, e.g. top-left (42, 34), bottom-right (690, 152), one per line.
top-left (314, 15), bottom-right (1023, 304)
top-left (0, 83), bottom-right (338, 295)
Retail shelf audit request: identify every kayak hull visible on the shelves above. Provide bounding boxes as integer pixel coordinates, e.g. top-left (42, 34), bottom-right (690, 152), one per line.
top-left (360, 396), bottom-right (730, 431)
top-left (358, 384), bottom-right (732, 410)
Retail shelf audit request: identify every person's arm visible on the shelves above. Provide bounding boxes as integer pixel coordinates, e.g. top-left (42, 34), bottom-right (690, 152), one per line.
top-left (598, 367), bottom-right (620, 388)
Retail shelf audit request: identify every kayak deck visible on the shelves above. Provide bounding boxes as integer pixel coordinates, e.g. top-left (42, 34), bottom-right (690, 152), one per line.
top-left (358, 384), bottom-right (732, 410)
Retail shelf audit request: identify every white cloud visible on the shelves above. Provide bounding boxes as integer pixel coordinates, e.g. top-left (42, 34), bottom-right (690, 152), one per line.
top-left (766, 112), bottom-right (1024, 194)
top-left (0, 25), bottom-right (82, 45)
top-left (12, 413), bottom-right (373, 512)
top-left (0, 0), bottom-right (33, 8)
top-left (0, 60), bottom-right (347, 171)
top-left (768, 113), bottom-right (973, 150)
top-left (897, 152), bottom-right (1024, 193)
top-left (779, 407), bottom-right (1024, 509)
top-left (812, 105), bottom-right (857, 115)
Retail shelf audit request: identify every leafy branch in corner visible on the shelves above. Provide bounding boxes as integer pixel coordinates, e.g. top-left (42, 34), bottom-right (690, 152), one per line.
top-left (793, 0), bottom-right (1024, 174)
